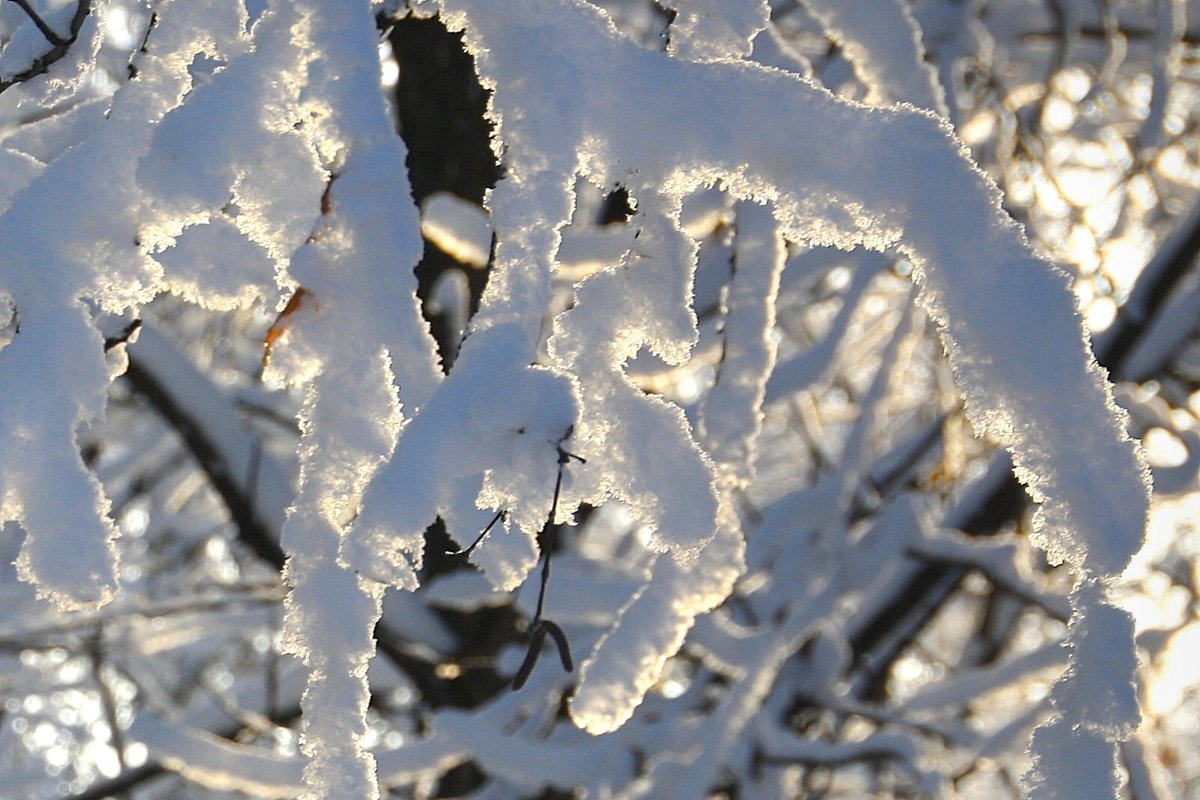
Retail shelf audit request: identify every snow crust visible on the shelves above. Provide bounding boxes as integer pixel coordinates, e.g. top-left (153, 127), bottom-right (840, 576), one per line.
top-left (660, 0), bottom-right (770, 62)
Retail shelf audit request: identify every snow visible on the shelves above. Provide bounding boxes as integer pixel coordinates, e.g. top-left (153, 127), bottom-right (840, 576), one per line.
top-left (570, 529), bottom-right (743, 735)
top-left (128, 710), bottom-right (472, 796)
top-left (345, 321), bottom-right (577, 589)
top-left (244, 2), bottom-right (443, 797)
top-left (435, 0), bottom-right (1148, 584)
top-left (0, 0), bottom-right (102, 105)
top-left (135, 0), bottom-right (320, 262)
top-left (660, 0), bottom-right (770, 62)
top-left (1051, 585), bottom-right (1141, 738)
top-left (153, 216), bottom-right (277, 310)
top-left (134, 0), bottom-right (449, 796)
top-left (556, 224), bottom-right (637, 279)
top-left (550, 201), bottom-right (722, 563)
top-left (0, 0), bottom-right (254, 610)
top-left (0, 0), bottom-right (1160, 796)
top-left (800, 0), bottom-right (948, 114)
top-left (423, 0), bottom-right (1148, 746)
top-left (698, 202), bottom-right (784, 482)
top-left (1023, 579), bottom-right (1142, 796)
top-left (0, 94), bottom-right (108, 164)
top-left (1023, 718), bottom-right (1121, 800)
top-left (0, 147), bottom-right (42, 212)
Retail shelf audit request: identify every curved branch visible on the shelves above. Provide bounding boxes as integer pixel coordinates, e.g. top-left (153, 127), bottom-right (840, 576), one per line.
top-left (850, 199), bottom-right (1200, 695)
top-left (0, 0), bottom-right (91, 95)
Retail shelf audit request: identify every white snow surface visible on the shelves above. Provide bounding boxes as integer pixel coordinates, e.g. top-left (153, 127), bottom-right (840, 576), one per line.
top-left (345, 322), bottom-right (577, 591)
top-left (801, 0), bottom-right (949, 114)
top-left (660, 0), bottom-right (770, 62)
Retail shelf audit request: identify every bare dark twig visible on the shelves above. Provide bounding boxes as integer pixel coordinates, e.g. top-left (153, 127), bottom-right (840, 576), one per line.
top-left (0, 0), bottom-right (91, 95)
top-left (122, 338), bottom-right (460, 708)
top-left (122, 355), bottom-right (287, 568)
top-left (126, 10), bottom-right (158, 79)
top-left (448, 509), bottom-right (506, 557)
top-left (512, 435), bottom-right (584, 689)
top-left (103, 319), bottom-right (142, 352)
top-left (8, 0), bottom-right (67, 46)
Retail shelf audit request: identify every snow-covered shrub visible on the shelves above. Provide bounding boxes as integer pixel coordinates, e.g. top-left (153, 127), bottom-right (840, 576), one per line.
top-left (5, 1), bottom-right (1193, 798)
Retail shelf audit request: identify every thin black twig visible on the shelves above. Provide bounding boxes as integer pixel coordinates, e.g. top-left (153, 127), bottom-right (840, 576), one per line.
top-left (532, 440), bottom-right (585, 624)
top-left (9, 0), bottom-right (67, 46)
top-left (0, 0), bottom-right (91, 95)
top-left (533, 532), bottom-right (552, 623)
top-left (512, 435), bottom-right (585, 690)
top-left (447, 509), bottom-right (506, 557)
top-left (127, 10), bottom-right (158, 79)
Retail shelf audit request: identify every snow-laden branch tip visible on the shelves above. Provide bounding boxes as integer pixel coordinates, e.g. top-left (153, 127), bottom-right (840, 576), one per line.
top-left (406, 0), bottom-right (1150, 744)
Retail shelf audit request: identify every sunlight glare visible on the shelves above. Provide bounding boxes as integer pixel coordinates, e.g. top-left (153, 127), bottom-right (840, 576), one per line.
top-left (124, 741), bottom-right (148, 768)
top-left (379, 41), bottom-right (399, 88)
top-left (105, 4), bottom-right (138, 50)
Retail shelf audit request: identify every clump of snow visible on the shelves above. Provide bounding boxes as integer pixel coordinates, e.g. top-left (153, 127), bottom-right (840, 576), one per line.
top-left (570, 522), bottom-right (743, 734)
top-left (344, 322), bottom-right (578, 591)
top-left (660, 0), bottom-right (770, 62)
top-left (1023, 718), bottom-right (1121, 800)
top-left (1049, 583), bottom-right (1141, 739)
top-left (154, 216), bottom-right (277, 310)
top-left (0, 0), bottom-right (260, 610)
top-left (698, 202), bottom-right (785, 481)
top-left (136, 0), bottom-right (321, 263)
top-left (1022, 577), bottom-right (1143, 797)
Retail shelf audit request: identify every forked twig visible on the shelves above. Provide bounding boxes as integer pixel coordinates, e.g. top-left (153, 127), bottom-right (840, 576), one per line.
top-left (512, 618), bottom-right (573, 690)
top-left (512, 432), bottom-right (585, 690)
top-left (0, 0), bottom-right (91, 96)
